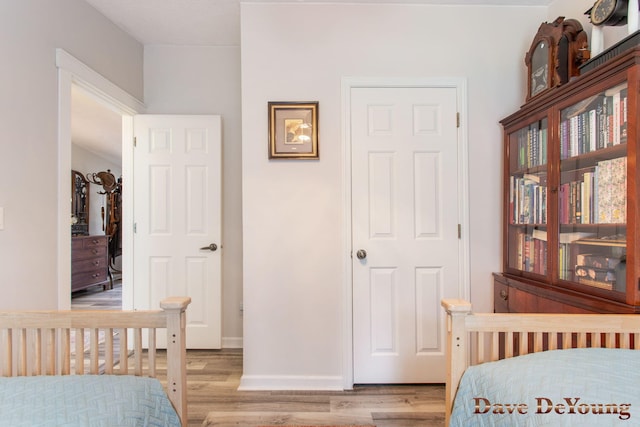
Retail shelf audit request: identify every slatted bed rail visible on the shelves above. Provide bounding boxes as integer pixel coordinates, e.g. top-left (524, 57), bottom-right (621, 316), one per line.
top-left (442, 298), bottom-right (640, 427)
top-left (0, 296), bottom-right (190, 426)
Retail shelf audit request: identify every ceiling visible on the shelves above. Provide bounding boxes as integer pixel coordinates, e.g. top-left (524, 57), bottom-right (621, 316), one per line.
top-left (73, 0), bottom-right (552, 164)
top-left (83, 0), bottom-right (242, 46)
top-left (81, 0), bottom-right (551, 46)
top-left (72, 86), bottom-right (123, 165)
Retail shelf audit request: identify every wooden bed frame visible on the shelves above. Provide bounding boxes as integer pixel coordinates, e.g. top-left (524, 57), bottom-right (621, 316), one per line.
top-left (442, 298), bottom-right (640, 427)
top-left (0, 296), bottom-right (190, 426)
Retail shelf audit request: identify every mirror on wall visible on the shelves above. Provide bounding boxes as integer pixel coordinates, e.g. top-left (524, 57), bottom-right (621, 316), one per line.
top-left (71, 170), bottom-right (90, 236)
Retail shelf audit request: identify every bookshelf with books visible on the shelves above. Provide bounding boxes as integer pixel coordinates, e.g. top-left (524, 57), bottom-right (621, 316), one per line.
top-left (496, 47), bottom-right (639, 314)
top-left (506, 117), bottom-right (548, 276)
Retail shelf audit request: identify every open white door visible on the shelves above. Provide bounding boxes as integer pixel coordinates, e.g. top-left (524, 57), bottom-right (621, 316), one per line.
top-left (133, 115), bottom-right (222, 349)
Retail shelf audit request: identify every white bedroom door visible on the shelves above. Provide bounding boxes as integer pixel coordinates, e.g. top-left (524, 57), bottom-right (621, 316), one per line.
top-left (351, 86), bottom-right (460, 383)
top-left (133, 115), bottom-right (222, 349)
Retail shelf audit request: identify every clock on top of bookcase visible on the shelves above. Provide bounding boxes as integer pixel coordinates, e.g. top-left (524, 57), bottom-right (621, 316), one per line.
top-left (525, 17), bottom-right (590, 101)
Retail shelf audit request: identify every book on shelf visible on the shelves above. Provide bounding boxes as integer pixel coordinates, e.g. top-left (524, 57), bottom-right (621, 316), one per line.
top-left (559, 243), bottom-right (570, 280)
top-left (620, 87), bottom-right (628, 144)
top-left (605, 82), bottom-right (627, 148)
top-left (559, 231), bottom-right (595, 244)
top-left (575, 265), bottom-right (616, 282)
top-left (576, 253), bottom-right (622, 269)
top-left (577, 277), bottom-right (614, 291)
top-left (530, 229), bottom-right (595, 244)
top-left (574, 234), bottom-right (626, 247)
top-left (581, 170), bottom-right (593, 224)
top-left (596, 157), bottom-right (627, 224)
top-left (532, 228), bottom-right (547, 241)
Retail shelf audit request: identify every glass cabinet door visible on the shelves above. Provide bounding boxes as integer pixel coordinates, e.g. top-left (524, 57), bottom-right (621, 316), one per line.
top-left (558, 82), bottom-right (628, 294)
top-left (507, 118), bottom-right (548, 275)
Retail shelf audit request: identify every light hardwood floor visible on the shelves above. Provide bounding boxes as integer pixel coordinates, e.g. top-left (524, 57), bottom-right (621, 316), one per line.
top-left (73, 285), bottom-right (446, 427)
top-left (182, 349), bottom-right (445, 427)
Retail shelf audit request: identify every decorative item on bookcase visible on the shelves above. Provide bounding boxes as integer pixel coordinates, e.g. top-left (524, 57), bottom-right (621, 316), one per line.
top-left (586, 0), bottom-right (630, 26)
top-left (525, 17), bottom-right (590, 101)
top-left (583, 0), bottom-right (640, 66)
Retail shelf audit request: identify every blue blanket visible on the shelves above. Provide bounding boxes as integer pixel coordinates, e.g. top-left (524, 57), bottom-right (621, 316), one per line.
top-left (450, 348), bottom-right (640, 426)
top-left (0, 375), bottom-right (180, 427)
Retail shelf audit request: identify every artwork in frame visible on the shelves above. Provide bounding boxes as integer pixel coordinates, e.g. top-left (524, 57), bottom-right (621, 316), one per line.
top-left (268, 101), bottom-right (319, 159)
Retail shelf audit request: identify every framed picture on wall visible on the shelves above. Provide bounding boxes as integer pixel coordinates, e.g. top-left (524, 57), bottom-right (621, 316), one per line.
top-left (268, 101), bottom-right (319, 159)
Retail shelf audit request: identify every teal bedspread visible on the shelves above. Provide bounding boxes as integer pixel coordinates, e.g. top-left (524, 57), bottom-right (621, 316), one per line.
top-left (0, 375), bottom-right (180, 426)
top-left (450, 348), bottom-right (640, 426)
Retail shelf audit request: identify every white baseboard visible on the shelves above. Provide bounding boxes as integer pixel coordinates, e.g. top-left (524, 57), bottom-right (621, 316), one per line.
top-left (222, 336), bottom-right (243, 349)
top-left (238, 374), bottom-right (344, 391)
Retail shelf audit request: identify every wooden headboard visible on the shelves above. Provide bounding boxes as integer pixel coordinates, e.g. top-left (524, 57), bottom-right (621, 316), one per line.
top-left (441, 298), bottom-right (640, 427)
top-left (0, 296), bottom-right (191, 426)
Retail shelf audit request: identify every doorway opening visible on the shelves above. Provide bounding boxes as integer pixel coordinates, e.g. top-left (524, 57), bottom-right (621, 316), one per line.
top-left (70, 85), bottom-right (124, 310)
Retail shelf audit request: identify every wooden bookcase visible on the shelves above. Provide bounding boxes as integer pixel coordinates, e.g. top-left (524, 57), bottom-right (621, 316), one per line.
top-left (495, 46), bottom-right (640, 314)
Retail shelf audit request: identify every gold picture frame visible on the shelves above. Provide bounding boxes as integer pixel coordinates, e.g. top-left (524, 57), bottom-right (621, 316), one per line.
top-left (268, 101), bottom-right (319, 159)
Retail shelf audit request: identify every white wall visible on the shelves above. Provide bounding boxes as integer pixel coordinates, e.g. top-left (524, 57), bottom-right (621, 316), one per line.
top-left (144, 45), bottom-right (244, 345)
top-left (239, 2), bottom-right (547, 388)
top-left (0, 0), bottom-right (142, 309)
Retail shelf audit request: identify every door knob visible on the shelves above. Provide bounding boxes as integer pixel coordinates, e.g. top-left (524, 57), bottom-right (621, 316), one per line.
top-left (356, 249), bottom-right (367, 260)
top-left (200, 243), bottom-right (218, 251)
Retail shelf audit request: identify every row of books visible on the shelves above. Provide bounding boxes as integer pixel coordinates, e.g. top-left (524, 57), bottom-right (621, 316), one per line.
top-left (559, 84), bottom-right (627, 159)
top-left (514, 230), bottom-right (547, 274)
top-left (510, 174), bottom-right (547, 225)
top-left (514, 121), bottom-right (547, 169)
top-left (532, 231), bottom-right (589, 279)
top-left (559, 157), bottom-right (627, 225)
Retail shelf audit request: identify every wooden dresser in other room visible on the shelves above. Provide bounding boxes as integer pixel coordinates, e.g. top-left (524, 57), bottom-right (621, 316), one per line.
top-left (72, 235), bottom-right (109, 292)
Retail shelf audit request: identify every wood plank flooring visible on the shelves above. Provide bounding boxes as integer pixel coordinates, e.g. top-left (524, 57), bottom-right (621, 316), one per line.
top-left (180, 349), bottom-right (445, 427)
top-left (72, 286), bottom-right (446, 427)
top-left (71, 281), bottom-right (122, 310)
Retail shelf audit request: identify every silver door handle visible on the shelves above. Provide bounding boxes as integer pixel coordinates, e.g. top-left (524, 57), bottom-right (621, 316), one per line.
top-left (356, 249), bottom-right (367, 260)
top-left (200, 243), bottom-right (218, 251)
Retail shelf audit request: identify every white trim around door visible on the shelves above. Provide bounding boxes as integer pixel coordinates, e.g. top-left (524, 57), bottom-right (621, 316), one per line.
top-left (56, 49), bottom-right (144, 310)
top-left (341, 77), bottom-right (471, 389)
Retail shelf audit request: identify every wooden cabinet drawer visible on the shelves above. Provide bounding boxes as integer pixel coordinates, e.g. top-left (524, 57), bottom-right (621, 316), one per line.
top-left (72, 257), bottom-right (108, 275)
top-left (72, 269), bottom-right (109, 287)
top-left (73, 245), bottom-right (107, 261)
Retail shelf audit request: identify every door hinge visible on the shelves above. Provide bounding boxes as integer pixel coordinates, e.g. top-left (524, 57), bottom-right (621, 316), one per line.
top-left (134, 137), bottom-right (137, 147)
top-left (134, 222), bottom-right (137, 233)
top-left (458, 224), bottom-right (461, 239)
top-left (456, 112), bottom-right (460, 128)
